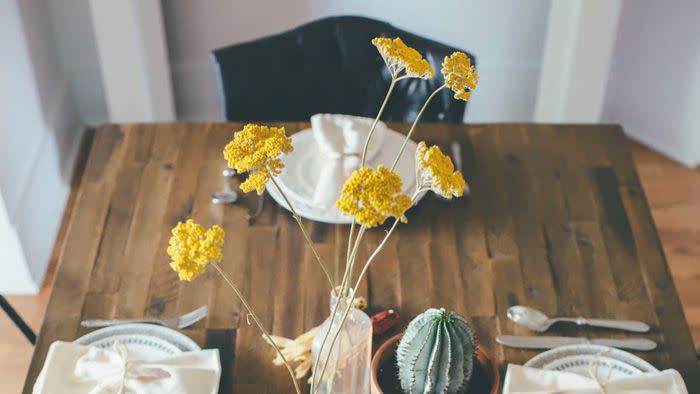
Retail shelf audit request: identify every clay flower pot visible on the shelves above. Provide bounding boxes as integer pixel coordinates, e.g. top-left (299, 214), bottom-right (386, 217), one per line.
top-left (370, 332), bottom-right (500, 394)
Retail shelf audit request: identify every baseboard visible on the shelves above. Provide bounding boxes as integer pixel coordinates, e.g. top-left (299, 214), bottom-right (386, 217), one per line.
top-left (0, 197), bottom-right (39, 294)
top-left (625, 125), bottom-right (699, 169)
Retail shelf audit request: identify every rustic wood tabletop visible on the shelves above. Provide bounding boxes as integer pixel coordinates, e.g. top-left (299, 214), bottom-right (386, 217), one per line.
top-left (24, 122), bottom-right (700, 393)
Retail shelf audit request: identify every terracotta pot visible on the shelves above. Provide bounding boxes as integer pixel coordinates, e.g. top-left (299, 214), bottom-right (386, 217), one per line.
top-left (371, 332), bottom-right (500, 394)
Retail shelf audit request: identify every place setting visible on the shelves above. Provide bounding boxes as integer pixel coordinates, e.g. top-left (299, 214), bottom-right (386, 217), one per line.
top-left (495, 305), bottom-right (688, 393)
top-left (32, 306), bottom-right (221, 393)
top-left (267, 113), bottom-right (424, 224)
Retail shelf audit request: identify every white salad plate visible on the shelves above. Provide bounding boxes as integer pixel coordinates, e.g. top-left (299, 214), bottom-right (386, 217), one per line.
top-left (539, 354), bottom-right (643, 379)
top-left (87, 334), bottom-right (182, 360)
top-left (74, 323), bottom-right (201, 355)
top-left (268, 126), bottom-right (422, 224)
top-left (524, 344), bottom-right (658, 378)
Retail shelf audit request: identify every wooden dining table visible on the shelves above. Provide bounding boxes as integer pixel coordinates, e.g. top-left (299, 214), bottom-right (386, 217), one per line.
top-left (24, 122), bottom-right (700, 393)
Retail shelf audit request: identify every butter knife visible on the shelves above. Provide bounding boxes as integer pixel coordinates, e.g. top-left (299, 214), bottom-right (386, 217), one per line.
top-left (450, 141), bottom-right (470, 195)
top-left (496, 335), bottom-right (657, 351)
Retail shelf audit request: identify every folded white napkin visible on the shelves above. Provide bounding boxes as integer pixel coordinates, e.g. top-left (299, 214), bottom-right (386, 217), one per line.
top-left (310, 113), bottom-right (385, 161)
top-left (503, 364), bottom-right (688, 393)
top-left (309, 114), bottom-right (386, 207)
top-left (33, 341), bottom-right (221, 394)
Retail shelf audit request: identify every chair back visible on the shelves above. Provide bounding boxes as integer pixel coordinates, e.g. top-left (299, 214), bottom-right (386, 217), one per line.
top-left (212, 16), bottom-right (475, 122)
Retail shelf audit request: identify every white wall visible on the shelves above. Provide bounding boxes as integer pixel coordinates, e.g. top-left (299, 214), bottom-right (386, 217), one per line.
top-left (47, 0), bottom-right (107, 124)
top-left (602, 0), bottom-right (700, 168)
top-left (0, 0), bottom-right (82, 293)
top-left (162, 0), bottom-right (550, 121)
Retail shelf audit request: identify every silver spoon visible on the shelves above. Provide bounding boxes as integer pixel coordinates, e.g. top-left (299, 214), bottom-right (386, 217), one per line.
top-left (507, 305), bottom-right (650, 333)
top-left (212, 167), bottom-right (238, 205)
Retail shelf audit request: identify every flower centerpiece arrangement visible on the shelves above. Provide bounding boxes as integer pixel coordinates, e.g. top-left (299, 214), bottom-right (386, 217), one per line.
top-left (166, 36), bottom-right (477, 394)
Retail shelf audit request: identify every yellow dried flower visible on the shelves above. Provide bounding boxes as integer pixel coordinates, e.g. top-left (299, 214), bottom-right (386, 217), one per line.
top-left (335, 166), bottom-right (413, 228)
top-left (223, 123), bottom-right (293, 194)
top-left (167, 219), bottom-right (225, 281)
top-left (372, 37), bottom-right (434, 79)
top-left (416, 141), bottom-right (467, 198)
top-left (441, 52), bottom-right (478, 101)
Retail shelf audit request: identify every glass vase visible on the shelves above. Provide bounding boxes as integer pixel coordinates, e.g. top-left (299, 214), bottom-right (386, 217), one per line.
top-left (311, 289), bottom-right (372, 394)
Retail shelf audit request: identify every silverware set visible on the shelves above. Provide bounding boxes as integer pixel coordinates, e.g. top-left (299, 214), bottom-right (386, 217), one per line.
top-left (81, 305), bottom-right (208, 329)
top-left (498, 305), bottom-right (656, 351)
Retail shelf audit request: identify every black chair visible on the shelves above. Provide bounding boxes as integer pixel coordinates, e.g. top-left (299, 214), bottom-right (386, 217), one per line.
top-left (212, 15), bottom-right (475, 123)
top-left (0, 294), bottom-right (36, 344)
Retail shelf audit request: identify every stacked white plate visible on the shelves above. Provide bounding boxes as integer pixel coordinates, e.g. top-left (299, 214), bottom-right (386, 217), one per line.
top-left (74, 324), bottom-right (200, 360)
top-left (524, 344), bottom-right (658, 380)
top-left (267, 118), bottom-right (423, 224)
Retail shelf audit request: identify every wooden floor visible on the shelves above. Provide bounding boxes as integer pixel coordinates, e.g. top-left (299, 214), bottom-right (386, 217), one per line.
top-left (2, 139), bottom-right (698, 393)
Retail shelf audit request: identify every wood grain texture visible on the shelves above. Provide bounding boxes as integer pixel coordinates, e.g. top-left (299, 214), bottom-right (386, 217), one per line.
top-left (22, 123), bottom-right (700, 393)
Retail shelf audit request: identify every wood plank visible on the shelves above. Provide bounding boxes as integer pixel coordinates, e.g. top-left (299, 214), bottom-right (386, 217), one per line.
top-left (113, 125), bottom-right (184, 318)
top-left (22, 126), bottom-right (127, 393)
top-left (146, 125), bottom-right (210, 318)
top-left (620, 184), bottom-right (700, 392)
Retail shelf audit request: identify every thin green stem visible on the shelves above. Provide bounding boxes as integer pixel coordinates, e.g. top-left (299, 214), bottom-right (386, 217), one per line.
top-left (311, 224), bottom-right (365, 391)
top-left (309, 292), bottom-right (342, 391)
top-left (390, 85), bottom-right (446, 171)
top-left (360, 78), bottom-right (397, 167)
top-left (270, 177), bottom-right (336, 295)
top-left (314, 191), bottom-right (421, 393)
top-left (211, 262), bottom-right (301, 394)
top-left (345, 220), bottom-right (355, 263)
top-left (340, 225), bottom-right (365, 295)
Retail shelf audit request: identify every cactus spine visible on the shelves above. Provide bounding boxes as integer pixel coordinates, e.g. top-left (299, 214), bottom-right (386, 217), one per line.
top-left (396, 308), bottom-right (476, 394)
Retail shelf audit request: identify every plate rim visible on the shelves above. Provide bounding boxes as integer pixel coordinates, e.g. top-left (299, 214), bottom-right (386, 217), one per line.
top-left (539, 353), bottom-right (644, 377)
top-left (523, 344), bottom-right (658, 373)
top-left (74, 323), bottom-right (201, 352)
top-left (88, 333), bottom-right (183, 357)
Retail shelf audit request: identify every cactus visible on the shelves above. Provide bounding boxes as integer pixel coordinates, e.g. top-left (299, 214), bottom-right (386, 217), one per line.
top-left (396, 308), bottom-right (476, 394)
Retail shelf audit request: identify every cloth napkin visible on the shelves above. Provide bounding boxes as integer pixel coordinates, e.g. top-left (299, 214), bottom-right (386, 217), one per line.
top-left (503, 364), bottom-right (688, 394)
top-left (33, 341), bottom-right (221, 394)
top-left (309, 114), bottom-right (386, 207)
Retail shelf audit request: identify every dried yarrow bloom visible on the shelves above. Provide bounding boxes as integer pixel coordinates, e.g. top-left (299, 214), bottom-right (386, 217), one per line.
top-left (335, 166), bottom-right (413, 228)
top-left (167, 219), bottom-right (225, 281)
top-left (223, 123), bottom-right (293, 194)
top-left (372, 37), bottom-right (434, 79)
top-left (416, 141), bottom-right (467, 198)
top-left (441, 52), bottom-right (478, 101)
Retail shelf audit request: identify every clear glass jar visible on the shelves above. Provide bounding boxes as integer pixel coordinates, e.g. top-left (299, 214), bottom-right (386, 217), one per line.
top-left (311, 289), bottom-right (372, 394)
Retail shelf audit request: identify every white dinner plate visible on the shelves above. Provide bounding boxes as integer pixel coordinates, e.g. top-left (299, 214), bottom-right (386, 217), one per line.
top-left (268, 126), bottom-right (423, 224)
top-left (74, 323), bottom-right (201, 353)
top-left (524, 344), bottom-right (658, 375)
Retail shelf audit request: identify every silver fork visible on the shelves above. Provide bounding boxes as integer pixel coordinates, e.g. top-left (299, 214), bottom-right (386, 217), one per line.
top-left (81, 305), bottom-right (208, 329)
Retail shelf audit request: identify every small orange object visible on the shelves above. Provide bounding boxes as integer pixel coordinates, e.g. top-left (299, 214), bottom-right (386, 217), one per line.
top-left (371, 309), bottom-right (400, 335)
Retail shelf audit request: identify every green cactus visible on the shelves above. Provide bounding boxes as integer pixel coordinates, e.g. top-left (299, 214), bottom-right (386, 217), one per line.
top-left (396, 308), bottom-right (476, 394)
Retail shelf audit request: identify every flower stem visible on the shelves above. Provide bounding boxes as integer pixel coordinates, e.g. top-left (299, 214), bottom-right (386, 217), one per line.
top-left (313, 191), bottom-right (421, 393)
top-left (312, 224), bottom-right (365, 391)
top-left (390, 85), bottom-right (446, 171)
top-left (360, 78), bottom-right (398, 167)
top-left (211, 262), bottom-right (301, 394)
top-left (270, 176), bottom-right (336, 295)
top-left (309, 290), bottom-right (343, 391)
